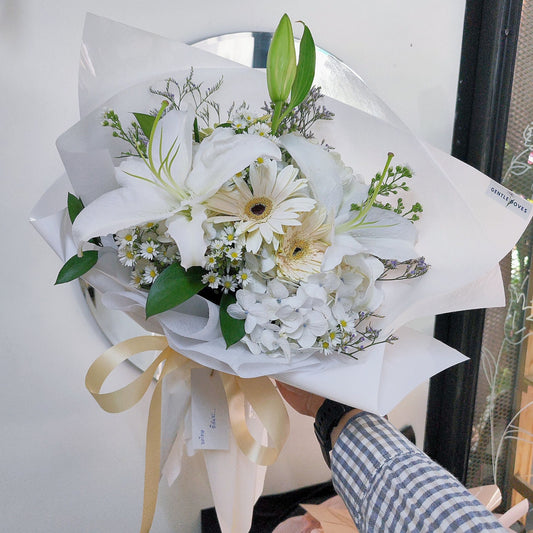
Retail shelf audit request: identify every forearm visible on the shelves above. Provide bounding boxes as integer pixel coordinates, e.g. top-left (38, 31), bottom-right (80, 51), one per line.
top-left (330, 412), bottom-right (507, 533)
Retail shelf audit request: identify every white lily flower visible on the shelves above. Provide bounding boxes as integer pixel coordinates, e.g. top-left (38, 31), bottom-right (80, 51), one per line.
top-left (72, 106), bottom-right (281, 269)
top-left (279, 134), bottom-right (418, 269)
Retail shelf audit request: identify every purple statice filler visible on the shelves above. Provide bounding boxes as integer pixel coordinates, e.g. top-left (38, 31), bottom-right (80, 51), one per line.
top-left (379, 256), bottom-right (430, 281)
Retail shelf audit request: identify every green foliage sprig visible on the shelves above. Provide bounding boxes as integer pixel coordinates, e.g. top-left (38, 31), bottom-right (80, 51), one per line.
top-left (102, 109), bottom-right (148, 158)
top-left (351, 161), bottom-right (423, 221)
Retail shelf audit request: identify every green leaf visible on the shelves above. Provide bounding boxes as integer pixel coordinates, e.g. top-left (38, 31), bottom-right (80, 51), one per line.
top-left (289, 23), bottom-right (316, 108)
top-left (145, 263), bottom-right (205, 318)
top-left (55, 251), bottom-right (98, 284)
top-left (220, 293), bottom-right (245, 348)
top-left (67, 193), bottom-right (84, 223)
top-left (133, 112), bottom-right (156, 138)
top-left (193, 117), bottom-right (200, 143)
top-left (267, 14), bottom-right (297, 102)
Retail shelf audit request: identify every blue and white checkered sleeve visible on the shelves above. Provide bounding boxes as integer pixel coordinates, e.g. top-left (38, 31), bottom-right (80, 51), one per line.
top-left (330, 412), bottom-right (507, 532)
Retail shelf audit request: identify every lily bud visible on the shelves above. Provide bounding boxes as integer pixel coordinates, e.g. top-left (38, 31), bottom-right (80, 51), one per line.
top-left (267, 14), bottom-right (297, 103)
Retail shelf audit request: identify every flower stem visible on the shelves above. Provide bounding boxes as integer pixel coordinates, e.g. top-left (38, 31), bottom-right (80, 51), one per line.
top-left (339, 152), bottom-right (395, 232)
top-left (271, 101), bottom-right (283, 135)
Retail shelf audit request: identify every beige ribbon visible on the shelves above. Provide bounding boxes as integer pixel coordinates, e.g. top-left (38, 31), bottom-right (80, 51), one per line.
top-left (85, 335), bottom-right (290, 533)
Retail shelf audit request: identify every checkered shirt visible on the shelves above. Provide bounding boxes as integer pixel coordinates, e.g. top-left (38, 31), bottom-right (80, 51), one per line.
top-left (331, 412), bottom-right (507, 532)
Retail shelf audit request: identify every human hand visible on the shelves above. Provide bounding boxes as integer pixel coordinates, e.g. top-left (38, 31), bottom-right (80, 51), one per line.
top-left (276, 381), bottom-right (363, 448)
top-left (275, 381), bottom-right (325, 418)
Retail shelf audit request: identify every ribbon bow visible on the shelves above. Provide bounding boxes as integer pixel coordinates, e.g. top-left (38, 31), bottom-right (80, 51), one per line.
top-left (85, 335), bottom-right (290, 533)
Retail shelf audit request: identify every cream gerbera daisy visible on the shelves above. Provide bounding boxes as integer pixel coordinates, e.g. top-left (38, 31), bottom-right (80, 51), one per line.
top-left (207, 160), bottom-right (315, 253)
top-left (276, 208), bottom-right (331, 282)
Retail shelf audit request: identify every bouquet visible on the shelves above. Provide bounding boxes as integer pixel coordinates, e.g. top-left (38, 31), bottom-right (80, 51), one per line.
top-left (31, 13), bottom-right (532, 533)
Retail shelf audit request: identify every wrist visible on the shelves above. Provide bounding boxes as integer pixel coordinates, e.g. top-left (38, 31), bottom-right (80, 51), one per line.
top-left (330, 408), bottom-right (362, 447)
top-left (314, 399), bottom-right (362, 467)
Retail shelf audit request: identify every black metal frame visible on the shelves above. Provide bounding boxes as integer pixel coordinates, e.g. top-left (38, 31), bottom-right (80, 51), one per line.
top-left (424, 0), bottom-right (523, 483)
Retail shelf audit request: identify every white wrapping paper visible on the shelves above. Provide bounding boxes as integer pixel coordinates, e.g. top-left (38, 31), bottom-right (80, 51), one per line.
top-left (30, 14), bottom-right (533, 533)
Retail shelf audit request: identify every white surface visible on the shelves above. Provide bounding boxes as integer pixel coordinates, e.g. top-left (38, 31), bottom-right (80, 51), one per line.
top-left (1, 1), bottom-right (465, 531)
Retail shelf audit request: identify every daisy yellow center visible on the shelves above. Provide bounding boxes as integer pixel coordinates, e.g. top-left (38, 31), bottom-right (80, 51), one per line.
top-left (149, 270), bottom-right (156, 278)
top-left (125, 234), bottom-right (133, 242)
top-left (241, 273), bottom-right (248, 280)
top-left (147, 246), bottom-right (154, 254)
top-left (245, 196), bottom-right (273, 220)
top-left (340, 320), bottom-right (347, 328)
top-left (126, 250), bottom-right (134, 259)
top-left (208, 275), bottom-right (216, 283)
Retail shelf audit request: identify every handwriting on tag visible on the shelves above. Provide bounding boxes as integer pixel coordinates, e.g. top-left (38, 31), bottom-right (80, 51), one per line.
top-left (486, 182), bottom-right (531, 219)
top-left (191, 368), bottom-right (230, 450)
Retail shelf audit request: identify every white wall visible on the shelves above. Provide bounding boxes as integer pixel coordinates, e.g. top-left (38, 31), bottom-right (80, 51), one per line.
top-left (1, 1), bottom-right (465, 531)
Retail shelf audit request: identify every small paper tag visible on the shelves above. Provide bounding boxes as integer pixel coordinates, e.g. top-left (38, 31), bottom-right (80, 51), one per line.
top-left (191, 368), bottom-right (230, 450)
top-left (486, 182), bottom-right (531, 219)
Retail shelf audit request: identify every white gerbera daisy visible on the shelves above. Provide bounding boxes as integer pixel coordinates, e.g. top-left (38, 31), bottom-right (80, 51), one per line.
top-left (276, 208), bottom-right (331, 282)
top-left (207, 160), bottom-right (316, 253)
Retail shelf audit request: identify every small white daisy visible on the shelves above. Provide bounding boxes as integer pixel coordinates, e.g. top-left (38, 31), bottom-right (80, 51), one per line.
top-left (249, 123), bottom-right (271, 139)
top-left (220, 275), bottom-right (237, 294)
top-left (140, 240), bottom-right (159, 260)
top-left (115, 228), bottom-right (136, 248)
top-left (225, 245), bottom-right (243, 262)
top-left (130, 269), bottom-right (143, 288)
top-left (222, 226), bottom-right (237, 245)
top-left (326, 329), bottom-right (342, 347)
top-left (118, 246), bottom-right (137, 267)
top-left (205, 254), bottom-right (218, 269)
top-left (319, 338), bottom-right (335, 355)
top-left (236, 268), bottom-right (252, 287)
top-left (202, 272), bottom-right (220, 289)
top-left (211, 239), bottom-right (225, 253)
top-left (142, 263), bottom-right (158, 285)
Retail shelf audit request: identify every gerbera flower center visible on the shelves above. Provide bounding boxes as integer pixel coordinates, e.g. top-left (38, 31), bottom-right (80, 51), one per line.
top-left (289, 239), bottom-right (309, 259)
top-left (245, 196), bottom-right (273, 220)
